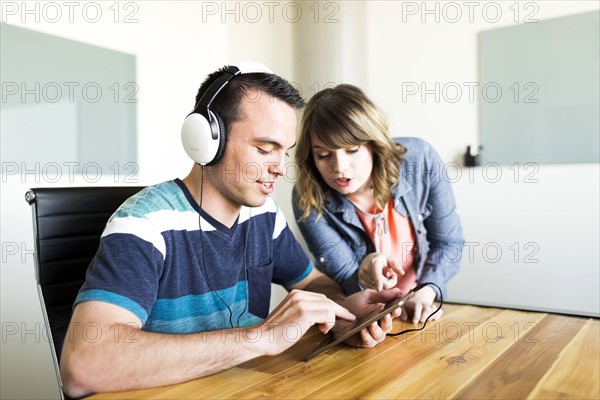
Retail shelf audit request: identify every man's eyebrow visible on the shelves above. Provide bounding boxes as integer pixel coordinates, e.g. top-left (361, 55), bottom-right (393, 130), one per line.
top-left (254, 138), bottom-right (296, 150)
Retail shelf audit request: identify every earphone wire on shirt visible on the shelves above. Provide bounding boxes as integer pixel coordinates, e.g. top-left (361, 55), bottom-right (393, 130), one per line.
top-left (197, 166), bottom-right (249, 329)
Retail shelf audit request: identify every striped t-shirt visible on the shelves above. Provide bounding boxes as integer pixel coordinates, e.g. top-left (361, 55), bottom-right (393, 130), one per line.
top-left (75, 179), bottom-right (312, 333)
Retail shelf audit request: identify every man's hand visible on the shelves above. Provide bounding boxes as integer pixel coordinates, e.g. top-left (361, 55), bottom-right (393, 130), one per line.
top-left (399, 286), bottom-right (443, 324)
top-left (333, 288), bottom-right (402, 348)
top-left (358, 253), bottom-right (405, 291)
top-left (259, 289), bottom-right (356, 356)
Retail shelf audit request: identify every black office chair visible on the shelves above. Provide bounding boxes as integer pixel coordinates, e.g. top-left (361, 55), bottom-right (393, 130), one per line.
top-left (25, 186), bottom-right (143, 393)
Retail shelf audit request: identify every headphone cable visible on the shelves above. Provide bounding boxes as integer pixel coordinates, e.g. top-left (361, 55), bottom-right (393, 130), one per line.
top-left (236, 210), bottom-right (250, 327)
top-left (388, 282), bottom-right (443, 337)
top-left (197, 165), bottom-right (238, 329)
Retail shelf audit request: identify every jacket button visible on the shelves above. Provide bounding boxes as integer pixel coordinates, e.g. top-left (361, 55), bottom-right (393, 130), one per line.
top-left (319, 256), bottom-right (326, 263)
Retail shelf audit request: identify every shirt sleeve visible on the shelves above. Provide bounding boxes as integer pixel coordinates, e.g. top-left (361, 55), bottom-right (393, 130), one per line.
top-left (406, 138), bottom-right (465, 298)
top-left (74, 212), bottom-right (165, 324)
top-left (270, 204), bottom-right (313, 287)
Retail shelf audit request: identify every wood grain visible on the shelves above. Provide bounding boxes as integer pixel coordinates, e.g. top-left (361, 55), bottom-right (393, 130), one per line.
top-left (308, 305), bottom-right (502, 399)
top-left (527, 318), bottom-right (600, 399)
top-left (454, 313), bottom-right (591, 399)
top-left (226, 304), bottom-right (468, 399)
top-left (86, 305), bottom-right (599, 400)
top-left (364, 308), bottom-right (546, 399)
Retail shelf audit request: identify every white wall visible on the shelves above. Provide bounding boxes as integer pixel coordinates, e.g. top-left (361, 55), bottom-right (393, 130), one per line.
top-left (358, 1), bottom-right (599, 316)
top-left (354, 1), bottom-right (600, 315)
top-left (364, 0), bottom-right (600, 162)
top-left (450, 163), bottom-right (599, 315)
top-left (1, 1), bottom-right (598, 398)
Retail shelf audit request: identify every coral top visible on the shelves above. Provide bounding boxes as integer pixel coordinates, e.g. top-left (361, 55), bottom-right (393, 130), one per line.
top-left (355, 199), bottom-right (418, 295)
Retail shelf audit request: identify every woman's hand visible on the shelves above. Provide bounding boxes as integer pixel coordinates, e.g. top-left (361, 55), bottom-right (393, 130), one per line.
top-left (399, 286), bottom-right (443, 324)
top-left (333, 288), bottom-right (401, 348)
top-left (358, 253), bottom-right (405, 291)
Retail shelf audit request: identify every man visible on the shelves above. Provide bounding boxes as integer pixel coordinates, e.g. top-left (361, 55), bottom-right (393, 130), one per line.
top-left (60, 63), bottom-right (400, 397)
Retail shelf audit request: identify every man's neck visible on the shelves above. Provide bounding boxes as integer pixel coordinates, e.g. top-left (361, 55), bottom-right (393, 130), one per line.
top-left (182, 166), bottom-right (241, 228)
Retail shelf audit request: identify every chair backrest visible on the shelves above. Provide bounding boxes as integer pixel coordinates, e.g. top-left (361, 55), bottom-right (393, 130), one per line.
top-left (25, 186), bottom-right (144, 366)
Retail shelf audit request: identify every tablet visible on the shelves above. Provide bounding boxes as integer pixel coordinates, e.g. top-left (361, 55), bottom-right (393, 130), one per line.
top-left (304, 290), bottom-right (414, 361)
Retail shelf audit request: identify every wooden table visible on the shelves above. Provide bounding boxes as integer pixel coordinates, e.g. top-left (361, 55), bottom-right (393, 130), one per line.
top-left (88, 304), bottom-right (599, 399)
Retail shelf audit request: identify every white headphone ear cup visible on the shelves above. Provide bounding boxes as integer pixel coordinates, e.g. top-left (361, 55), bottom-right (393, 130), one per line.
top-left (181, 113), bottom-right (220, 165)
top-left (209, 112), bottom-right (227, 166)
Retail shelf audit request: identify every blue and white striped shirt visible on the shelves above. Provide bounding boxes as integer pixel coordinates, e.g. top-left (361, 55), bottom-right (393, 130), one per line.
top-left (76, 179), bottom-right (312, 333)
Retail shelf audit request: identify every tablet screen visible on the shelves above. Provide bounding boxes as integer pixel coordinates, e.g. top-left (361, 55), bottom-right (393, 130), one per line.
top-left (304, 290), bottom-right (414, 361)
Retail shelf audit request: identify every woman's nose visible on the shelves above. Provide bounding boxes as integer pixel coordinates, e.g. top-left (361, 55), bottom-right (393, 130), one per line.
top-left (334, 154), bottom-right (349, 173)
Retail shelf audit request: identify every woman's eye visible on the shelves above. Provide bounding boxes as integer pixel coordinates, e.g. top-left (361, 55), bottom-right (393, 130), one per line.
top-left (257, 147), bottom-right (271, 155)
top-left (316, 153), bottom-right (330, 160)
top-left (347, 146), bottom-right (360, 154)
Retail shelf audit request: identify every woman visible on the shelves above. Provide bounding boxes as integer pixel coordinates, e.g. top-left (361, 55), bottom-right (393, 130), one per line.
top-left (292, 84), bottom-right (464, 324)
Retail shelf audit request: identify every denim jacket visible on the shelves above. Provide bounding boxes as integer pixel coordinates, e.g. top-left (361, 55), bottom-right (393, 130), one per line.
top-left (292, 137), bottom-right (464, 297)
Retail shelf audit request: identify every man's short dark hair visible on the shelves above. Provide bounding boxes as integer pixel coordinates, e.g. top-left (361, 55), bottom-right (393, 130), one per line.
top-left (193, 65), bottom-right (305, 132)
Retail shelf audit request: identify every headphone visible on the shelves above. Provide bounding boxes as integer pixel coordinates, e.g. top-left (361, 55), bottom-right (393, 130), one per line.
top-left (181, 61), bottom-right (274, 166)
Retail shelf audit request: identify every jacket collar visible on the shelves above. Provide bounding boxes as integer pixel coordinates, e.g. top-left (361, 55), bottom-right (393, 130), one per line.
top-left (324, 190), bottom-right (352, 214)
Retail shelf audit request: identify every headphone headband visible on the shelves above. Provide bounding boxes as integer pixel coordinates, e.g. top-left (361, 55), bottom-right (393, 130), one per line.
top-left (181, 61), bottom-right (273, 165)
top-left (195, 66), bottom-right (241, 114)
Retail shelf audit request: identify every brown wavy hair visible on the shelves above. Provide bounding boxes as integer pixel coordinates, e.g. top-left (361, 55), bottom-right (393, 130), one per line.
top-left (295, 84), bottom-right (405, 220)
